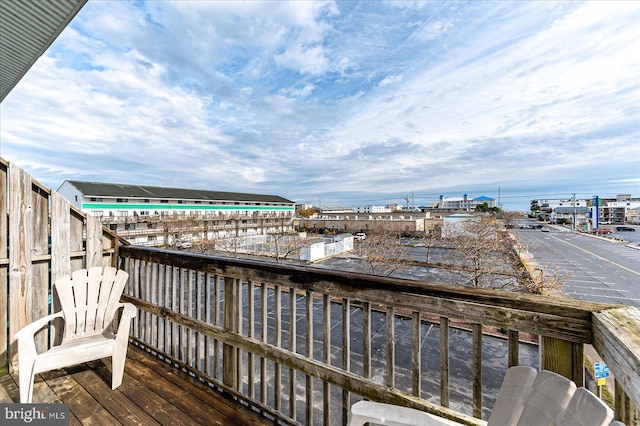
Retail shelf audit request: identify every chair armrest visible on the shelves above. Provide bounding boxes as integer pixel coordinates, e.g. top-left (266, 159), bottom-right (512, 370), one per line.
top-left (13, 311), bottom-right (64, 341)
top-left (115, 302), bottom-right (137, 337)
top-left (14, 311), bottom-right (65, 361)
top-left (118, 302), bottom-right (137, 320)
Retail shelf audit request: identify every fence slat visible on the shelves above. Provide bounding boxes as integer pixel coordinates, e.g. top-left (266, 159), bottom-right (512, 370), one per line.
top-left (8, 164), bottom-right (33, 370)
top-left (0, 162), bottom-right (6, 367)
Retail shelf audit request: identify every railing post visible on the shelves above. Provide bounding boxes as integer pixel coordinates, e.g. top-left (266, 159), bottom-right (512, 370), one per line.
top-left (223, 276), bottom-right (239, 388)
top-left (540, 336), bottom-right (584, 387)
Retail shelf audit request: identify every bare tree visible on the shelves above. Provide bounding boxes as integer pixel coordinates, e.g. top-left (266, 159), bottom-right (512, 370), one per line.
top-left (446, 215), bottom-right (514, 288)
top-left (497, 210), bottom-right (523, 229)
top-left (357, 229), bottom-right (409, 276)
top-left (416, 226), bottom-right (441, 264)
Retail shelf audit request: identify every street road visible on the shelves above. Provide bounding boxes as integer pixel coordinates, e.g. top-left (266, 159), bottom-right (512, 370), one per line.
top-left (515, 224), bottom-right (640, 308)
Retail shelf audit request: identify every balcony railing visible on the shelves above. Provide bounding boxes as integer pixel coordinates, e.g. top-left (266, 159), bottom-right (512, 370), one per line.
top-left (118, 246), bottom-right (640, 425)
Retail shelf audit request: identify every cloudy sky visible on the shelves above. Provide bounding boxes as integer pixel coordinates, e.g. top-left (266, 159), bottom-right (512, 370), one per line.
top-left (1, 1), bottom-right (639, 210)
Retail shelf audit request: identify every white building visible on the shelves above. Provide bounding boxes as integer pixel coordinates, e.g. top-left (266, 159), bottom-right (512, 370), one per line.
top-left (438, 194), bottom-right (496, 210)
top-left (58, 180), bottom-right (295, 246)
top-left (352, 205), bottom-right (392, 214)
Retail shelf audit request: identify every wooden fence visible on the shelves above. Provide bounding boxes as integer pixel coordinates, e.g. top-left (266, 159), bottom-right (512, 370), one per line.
top-left (0, 158), bottom-right (119, 371)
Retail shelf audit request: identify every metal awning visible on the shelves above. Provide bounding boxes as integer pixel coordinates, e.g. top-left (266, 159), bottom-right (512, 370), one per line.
top-left (0, 0), bottom-right (88, 103)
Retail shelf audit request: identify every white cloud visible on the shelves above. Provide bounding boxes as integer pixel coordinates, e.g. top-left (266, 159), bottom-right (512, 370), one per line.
top-left (1, 1), bottom-right (638, 210)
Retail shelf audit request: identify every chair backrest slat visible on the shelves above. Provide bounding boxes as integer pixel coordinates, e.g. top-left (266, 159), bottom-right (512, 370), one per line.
top-left (516, 370), bottom-right (576, 425)
top-left (95, 267), bottom-right (119, 331)
top-left (54, 267), bottom-right (129, 341)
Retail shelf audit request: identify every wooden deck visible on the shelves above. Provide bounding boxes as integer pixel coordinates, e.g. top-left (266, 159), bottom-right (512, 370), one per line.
top-left (0, 345), bottom-right (274, 426)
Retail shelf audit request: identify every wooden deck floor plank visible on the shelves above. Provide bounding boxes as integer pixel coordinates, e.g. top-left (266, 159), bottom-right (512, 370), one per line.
top-left (89, 359), bottom-right (199, 426)
top-left (66, 362), bottom-right (161, 426)
top-left (40, 368), bottom-right (122, 425)
top-left (0, 373), bottom-right (18, 403)
top-left (1, 372), bottom-right (83, 426)
top-left (126, 347), bottom-right (272, 425)
top-left (116, 348), bottom-right (247, 426)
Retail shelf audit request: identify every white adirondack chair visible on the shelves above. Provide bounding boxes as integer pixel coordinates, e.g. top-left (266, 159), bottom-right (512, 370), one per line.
top-left (348, 366), bottom-right (619, 426)
top-left (14, 267), bottom-right (137, 403)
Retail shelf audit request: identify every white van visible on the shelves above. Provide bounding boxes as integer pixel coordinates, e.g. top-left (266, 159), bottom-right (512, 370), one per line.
top-left (354, 233), bottom-right (367, 241)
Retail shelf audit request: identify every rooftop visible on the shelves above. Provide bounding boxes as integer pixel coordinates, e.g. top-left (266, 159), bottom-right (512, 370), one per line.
top-left (61, 180), bottom-right (294, 204)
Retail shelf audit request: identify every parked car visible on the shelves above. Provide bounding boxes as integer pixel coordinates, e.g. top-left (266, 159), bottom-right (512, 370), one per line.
top-left (616, 226), bottom-right (636, 232)
top-left (354, 232), bottom-right (367, 241)
top-left (593, 228), bottom-right (612, 235)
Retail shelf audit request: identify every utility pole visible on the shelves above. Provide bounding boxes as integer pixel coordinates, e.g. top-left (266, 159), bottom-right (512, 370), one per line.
top-left (571, 193), bottom-right (577, 231)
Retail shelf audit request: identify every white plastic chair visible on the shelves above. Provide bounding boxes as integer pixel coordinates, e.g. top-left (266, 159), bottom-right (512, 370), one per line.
top-left (347, 400), bottom-right (464, 426)
top-left (515, 369), bottom-right (577, 425)
top-left (14, 267), bottom-right (136, 403)
top-left (558, 387), bottom-right (614, 426)
top-left (487, 365), bottom-right (538, 426)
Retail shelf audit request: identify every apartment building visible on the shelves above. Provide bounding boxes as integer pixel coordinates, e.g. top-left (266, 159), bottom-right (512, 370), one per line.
top-left (438, 194), bottom-right (496, 210)
top-left (58, 180), bottom-right (295, 246)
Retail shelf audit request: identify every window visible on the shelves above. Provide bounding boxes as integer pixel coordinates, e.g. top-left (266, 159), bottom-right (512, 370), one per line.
top-left (178, 200), bottom-right (186, 204)
top-left (195, 201), bottom-right (202, 204)
top-left (143, 199), bottom-right (150, 203)
top-left (109, 224), bottom-right (117, 231)
top-left (90, 197), bottom-right (103, 202)
top-left (148, 236), bottom-right (157, 242)
top-left (116, 198), bottom-right (128, 203)
top-left (124, 223), bottom-right (135, 230)
top-left (91, 211), bottom-right (103, 217)
top-left (161, 200), bottom-right (169, 204)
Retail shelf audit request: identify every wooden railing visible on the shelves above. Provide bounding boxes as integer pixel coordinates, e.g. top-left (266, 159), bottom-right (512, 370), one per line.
top-left (0, 158), bottom-right (120, 371)
top-left (119, 246), bottom-right (640, 425)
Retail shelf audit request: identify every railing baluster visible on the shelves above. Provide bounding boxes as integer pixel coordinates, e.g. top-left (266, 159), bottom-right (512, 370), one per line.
top-left (386, 306), bottom-right (395, 388)
top-left (363, 302), bottom-right (371, 380)
top-left (412, 311), bottom-right (421, 397)
top-left (172, 266), bottom-right (179, 362)
top-left (289, 287), bottom-right (297, 420)
top-left (275, 285), bottom-right (282, 412)
top-left (187, 269), bottom-right (194, 368)
top-left (508, 330), bottom-right (519, 367)
top-left (440, 317), bottom-right (449, 407)
top-left (306, 290), bottom-right (313, 426)
top-left (236, 278), bottom-right (242, 392)
top-left (222, 276), bottom-right (238, 389)
top-left (342, 298), bottom-right (351, 424)
top-left (472, 323), bottom-right (483, 418)
top-left (213, 274), bottom-right (220, 380)
top-left (260, 282), bottom-right (268, 405)
top-left (323, 293), bottom-right (330, 426)
top-left (248, 280), bottom-right (255, 399)
top-left (196, 271), bottom-right (203, 371)
top-left (205, 272), bottom-right (212, 377)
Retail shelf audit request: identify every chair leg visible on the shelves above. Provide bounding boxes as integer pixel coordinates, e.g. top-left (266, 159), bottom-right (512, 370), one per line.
top-left (19, 366), bottom-right (36, 403)
top-left (111, 347), bottom-right (127, 390)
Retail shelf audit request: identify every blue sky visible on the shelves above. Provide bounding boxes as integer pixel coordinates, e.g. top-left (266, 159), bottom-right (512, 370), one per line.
top-left (1, 1), bottom-right (639, 211)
